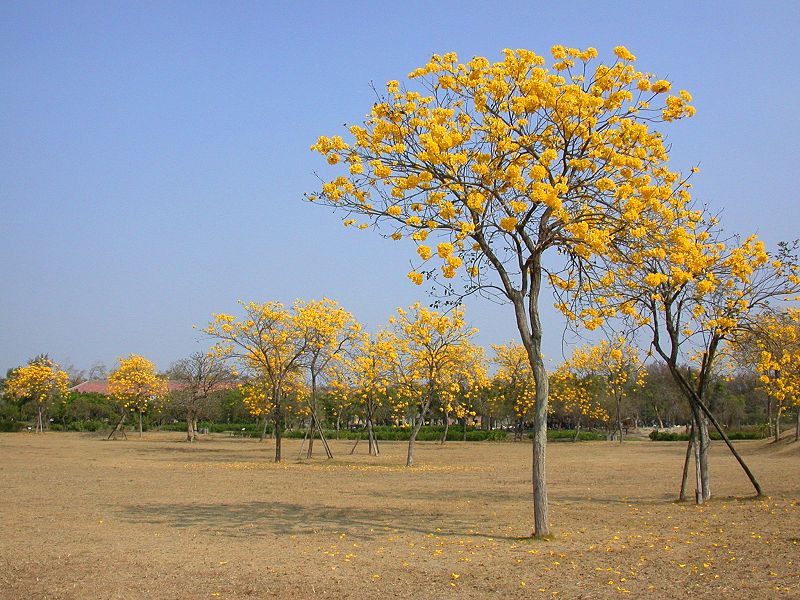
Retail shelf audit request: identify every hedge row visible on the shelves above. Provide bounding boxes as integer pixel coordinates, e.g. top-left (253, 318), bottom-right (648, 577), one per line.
top-left (649, 429), bottom-right (768, 441)
top-left (283, 426), bottom-right (508, 442)
top-left (546, 429), bottom-right (607, 441)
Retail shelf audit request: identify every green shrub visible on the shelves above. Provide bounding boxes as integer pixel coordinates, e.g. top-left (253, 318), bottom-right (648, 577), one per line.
top-left (545, 429), bottom-right (606, 441)
top-left (66, 419), bottom-right (106, 432)
top-left (722, 429), bottom-right (768, 440)
top-left (0, 420), bottom-right (23, 432)
top-left (649, 430), bottom-right (688, 441)
top-left (649, 428), bottom-right (768, 441)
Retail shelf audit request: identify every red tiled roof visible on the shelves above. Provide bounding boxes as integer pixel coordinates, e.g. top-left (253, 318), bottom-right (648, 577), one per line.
top-left (69, 379), bottom-right (188, 394)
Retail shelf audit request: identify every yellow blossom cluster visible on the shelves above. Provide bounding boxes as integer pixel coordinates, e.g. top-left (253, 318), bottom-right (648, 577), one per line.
top-left (748, 309), bottom-right (800, 416)
top-left (311, 45), bottom-right (696, 289)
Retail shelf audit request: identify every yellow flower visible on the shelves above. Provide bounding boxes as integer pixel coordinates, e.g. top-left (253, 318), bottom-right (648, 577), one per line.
top-left (437, 242), bottom-right (453, 258)
top-left (613, 46), bottom-right (636, 61)
top-left (407, 271), bottom-right (424, 285)
top-left (644, 272), bottom-right (668, 287)
top-left (500, 216), bottom-right (517, 232)
top-left (651, 80), bottom-right (672, 93)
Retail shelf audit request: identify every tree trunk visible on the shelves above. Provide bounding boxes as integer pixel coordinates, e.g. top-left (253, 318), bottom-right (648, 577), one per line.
top-left (679, 422), bottom-right (694, 502)
top-left (573, 415), bottom-right (581, 442)
top-left (406, 412), bottom-right (426, 467)
top-left (312, 412), bottom-right (333, 459)
top-left (107, 412), bottom-right (127, 440)
top-left (693, 431), bottom-right (703, 505)
top-left (616, 394), bottom-right (623, 444)
top-left (795, 405), bottom-right (799, 442)
top-left (510, 257), bottom-right (550, 539)
top-left (274, 410), bottom-right (282, 462)
top-left (462, 417), bottom-right (467, 442)
top-left (307, 372), bottom-right (318, 458)
top-left (258, 414), bottom-right (268, 441)
top-left (186, 412), bottom-right (195, 442)
top-left (440, 411), bottom-right (450, 444)
top-left (767, 397), bottom-right (774, 438)
top-left (306, 418), bottom-right (315, 458)
top-left (774, 404), bottom-right (782, 443)
top-left (138, 409), bottom-right (143, 438)
top-left (654, 405), bottom-right (664, 430)
top-left (350, 432), bottom-right (361, 454)
top-left (36, 405), bottom-right (44, 433)
top-left (366, 411), bottom-right (379, 456)
top-left (297, 421), bottom-right (309, 456)
top-left (688, 404), bottom-right (711, 501)
top-left (530, 354), bottom-right (550, 538)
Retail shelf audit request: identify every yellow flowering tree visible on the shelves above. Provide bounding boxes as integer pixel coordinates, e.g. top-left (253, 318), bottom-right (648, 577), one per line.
top-left (108, 354), bottom-right (168, 438)
top-left (582, 217), bottom-right (800, 501)
top-left (311, 46), bottom-right (696, 536)
top-left (294, 298), bottom-right (360, 458)
top-left (554, 340), bottom-right (644, 443)
top-left (5, 355), bottom-right (70, 433)
top-left (436, 341), bottom-right (486, 443)
top-left (491, 343), bottom-right (536, 440)
top-left (387, 303), bottom-right (478, 466)
top-left (548, 369), bottom-right (608, 440)
top-left (323, 360), bottom-right (357, 438)
top-left (205, 301), bottom-right (309, 461)
top-left (328, 330), bottom-right (396, 455)
top-left (242, 368), bottom-right (309, 437)
top-left (737, 309), bottom-right (800, 442)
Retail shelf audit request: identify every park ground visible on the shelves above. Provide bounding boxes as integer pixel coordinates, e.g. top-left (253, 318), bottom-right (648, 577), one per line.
top-left (0, 432), bottom-right (797, 599)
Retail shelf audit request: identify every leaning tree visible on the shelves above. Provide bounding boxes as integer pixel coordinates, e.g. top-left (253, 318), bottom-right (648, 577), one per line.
top-left (574, 210), bottom-right (800, 502)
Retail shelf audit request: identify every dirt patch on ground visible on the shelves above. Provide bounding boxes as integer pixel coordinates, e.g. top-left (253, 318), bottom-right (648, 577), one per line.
top-left (0, 432), bottom-right (797, 599)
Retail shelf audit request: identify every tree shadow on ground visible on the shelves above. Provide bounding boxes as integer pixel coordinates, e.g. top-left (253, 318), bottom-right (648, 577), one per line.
top-left (552, 493), bottom-right (678, 505)
top-left (119, 500), bottom-right (495, 541)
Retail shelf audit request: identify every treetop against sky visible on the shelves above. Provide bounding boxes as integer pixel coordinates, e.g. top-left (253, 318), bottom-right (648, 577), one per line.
top-left (2, 2), bottom-right (798, 373)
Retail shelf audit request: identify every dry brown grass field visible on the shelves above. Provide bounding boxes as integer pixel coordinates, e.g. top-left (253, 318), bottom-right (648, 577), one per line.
top-left (0, 431), bottom-right (797, 599)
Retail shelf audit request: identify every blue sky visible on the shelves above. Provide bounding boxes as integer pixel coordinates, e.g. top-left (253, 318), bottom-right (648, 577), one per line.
top-left (2, 1), bottom-right (798, 375)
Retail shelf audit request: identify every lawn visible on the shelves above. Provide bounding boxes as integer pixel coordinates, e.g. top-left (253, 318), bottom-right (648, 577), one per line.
top-left (0, 432), bottom-right (797, 598)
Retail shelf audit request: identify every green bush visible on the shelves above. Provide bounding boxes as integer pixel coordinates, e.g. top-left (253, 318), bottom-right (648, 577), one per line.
top-left (0, 420), bottom-right (24, 432)
top-left (649, 430), bottom-right (687, 441)
top-left (66, 419), bottom-right (106, 432)
top-left (546, 429), bottom-right (606, 441)
top-left (649, 429), bottom-right (768, 441)
top-left (722, 429), bottom-right (768, 440)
